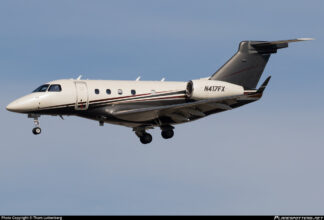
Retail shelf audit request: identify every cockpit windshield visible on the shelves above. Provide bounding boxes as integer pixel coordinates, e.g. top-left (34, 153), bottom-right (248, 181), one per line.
top-left (32, 84), bottom-right (49, 93)
top-left (48, 84), bottom-right (62, 92)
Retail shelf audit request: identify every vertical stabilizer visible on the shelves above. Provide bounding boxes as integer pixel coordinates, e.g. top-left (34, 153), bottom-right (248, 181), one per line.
top-left (210, 38), bottom-right (313, 89)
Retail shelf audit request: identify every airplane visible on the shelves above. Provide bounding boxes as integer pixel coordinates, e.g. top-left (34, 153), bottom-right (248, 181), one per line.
top-left (6, 38), bottom-right (312, 144)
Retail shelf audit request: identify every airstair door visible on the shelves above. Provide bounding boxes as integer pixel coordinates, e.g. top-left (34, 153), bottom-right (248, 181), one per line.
top-left (75, 81), bottom-right (89, 110)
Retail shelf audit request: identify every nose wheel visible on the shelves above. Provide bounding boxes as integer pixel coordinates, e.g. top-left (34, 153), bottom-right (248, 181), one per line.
top-left (32, 127), bottom-right (41, 135)
top-left (29, 114), bottom-right (42, 135)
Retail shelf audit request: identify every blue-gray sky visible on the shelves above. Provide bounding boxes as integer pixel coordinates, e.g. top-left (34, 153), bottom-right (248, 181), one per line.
top-left (1, 0), bottom-right (323, 215)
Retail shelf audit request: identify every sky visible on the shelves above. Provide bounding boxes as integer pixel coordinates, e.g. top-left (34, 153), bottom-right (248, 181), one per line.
top-left (0, 0), bottom-right (324, 215)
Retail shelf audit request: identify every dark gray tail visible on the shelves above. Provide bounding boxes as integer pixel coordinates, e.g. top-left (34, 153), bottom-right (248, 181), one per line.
top-left (209, 39), bottom-right (313, 89)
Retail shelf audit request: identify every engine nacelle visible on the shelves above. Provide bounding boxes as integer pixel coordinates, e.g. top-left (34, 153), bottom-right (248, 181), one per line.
top-left (186, 79), bottom-right (244, 100)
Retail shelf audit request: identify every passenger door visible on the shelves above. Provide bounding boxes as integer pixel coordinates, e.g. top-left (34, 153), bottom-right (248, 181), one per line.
top-left (75, 81), bottom-right (89, 110)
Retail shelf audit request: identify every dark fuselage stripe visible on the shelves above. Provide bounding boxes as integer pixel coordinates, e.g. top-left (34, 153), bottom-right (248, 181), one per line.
top-left (90, 92), bottom-right (186, 106)
top-left (38, 90), bottom-right (186, 111)
top-left (91, 95), bottom-right (186, 107)
top-left (89, 90), bottom-right (185, 104)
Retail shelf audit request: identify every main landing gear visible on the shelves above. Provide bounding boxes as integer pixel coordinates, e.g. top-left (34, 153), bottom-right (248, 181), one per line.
top-left (161, 126), bottom-right (174, 139)
top-left (140, 133), bottom-right (153, 144)
top-left (134, 128), bottom-right (153, 144)
top-left (134, 125), bottom-right (175, 144)
top-left (29, 114), bottom-right (41, 135)
top-left (161, 125), bottom-right (174, 139)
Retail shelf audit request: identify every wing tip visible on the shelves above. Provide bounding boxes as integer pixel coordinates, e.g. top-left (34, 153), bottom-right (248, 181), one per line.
top-left (296, 37), bottom-right (315, 41)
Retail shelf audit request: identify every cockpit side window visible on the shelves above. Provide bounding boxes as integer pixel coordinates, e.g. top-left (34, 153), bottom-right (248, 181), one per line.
top-left (32, 84), bottom-right (50, 93)
top-left (48, 84), bottom-right (62, 92)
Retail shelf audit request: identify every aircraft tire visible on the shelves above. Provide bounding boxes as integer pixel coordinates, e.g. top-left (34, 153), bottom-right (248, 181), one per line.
top-left (161, 129), bottom-right (174, 139)
top-left (140, 133), bottom-right (152, 144)
top-left (32, 127), bottom-right (41, 135)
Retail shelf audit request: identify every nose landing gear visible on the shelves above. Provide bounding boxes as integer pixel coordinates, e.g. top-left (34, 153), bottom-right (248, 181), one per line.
top-left (29, 114), bottom-right (41, 135)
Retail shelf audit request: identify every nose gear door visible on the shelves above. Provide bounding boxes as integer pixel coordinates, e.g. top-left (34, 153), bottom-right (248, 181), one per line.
top-left (75, 81), bottom-right (89, 110)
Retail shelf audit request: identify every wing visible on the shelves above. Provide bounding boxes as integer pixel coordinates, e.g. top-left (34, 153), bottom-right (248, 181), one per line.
top-left (111, 95), bottom-right (239, 124)
top-left (111, 77), bottom-right (271, 125)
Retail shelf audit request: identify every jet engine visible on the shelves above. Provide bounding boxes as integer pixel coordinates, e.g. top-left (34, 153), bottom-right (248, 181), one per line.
top-left (186, 79), bottom-right (244, 100)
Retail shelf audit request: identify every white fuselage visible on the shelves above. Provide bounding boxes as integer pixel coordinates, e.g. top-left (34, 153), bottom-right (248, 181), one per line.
top-left (5, 77), bottom-right (257, 142)
top-left (6, 79), bottom-right (188, 114)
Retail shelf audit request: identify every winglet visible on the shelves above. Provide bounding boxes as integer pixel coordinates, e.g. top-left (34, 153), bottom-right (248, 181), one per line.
top-left (257, 76), bottom-right (271, 94)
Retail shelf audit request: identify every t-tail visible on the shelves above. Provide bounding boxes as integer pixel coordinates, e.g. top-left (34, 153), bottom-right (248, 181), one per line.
top-left (209, 38), bottom-right (314, 90)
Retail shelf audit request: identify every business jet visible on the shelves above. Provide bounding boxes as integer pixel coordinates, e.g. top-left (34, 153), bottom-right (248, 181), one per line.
top-left (6, 38), bottom-right (312, 144)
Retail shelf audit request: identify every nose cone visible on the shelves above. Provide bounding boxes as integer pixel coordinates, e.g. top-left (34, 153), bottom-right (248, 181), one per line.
top-left (6, 100), bottom-right (29, 113)
top-left (6, 95), bottom-right (39, 113)
top-left (6, 101), bottom-right (29, 113)
top-left (6, 101), bottom-right (19, 112)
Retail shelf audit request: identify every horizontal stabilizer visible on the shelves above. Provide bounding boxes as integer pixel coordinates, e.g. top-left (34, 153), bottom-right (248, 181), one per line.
top-left (250, 38), bottom-right (314, 53)
top-left (251, 38), bottom-right (314, 47)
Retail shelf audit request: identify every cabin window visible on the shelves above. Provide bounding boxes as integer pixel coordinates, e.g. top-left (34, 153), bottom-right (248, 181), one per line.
top-left (95, 89), bottom-right (100, 94)
top-left (48, 84), bottom-right (62, 92)
top-left (131, 89), bottom-right (136, 95)
top-left (32, 84), bottom-right (49, 93)
top-left (118, 89), bottom-right (123, 95)
top-left (106, 89), bottom-right (111, 95)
